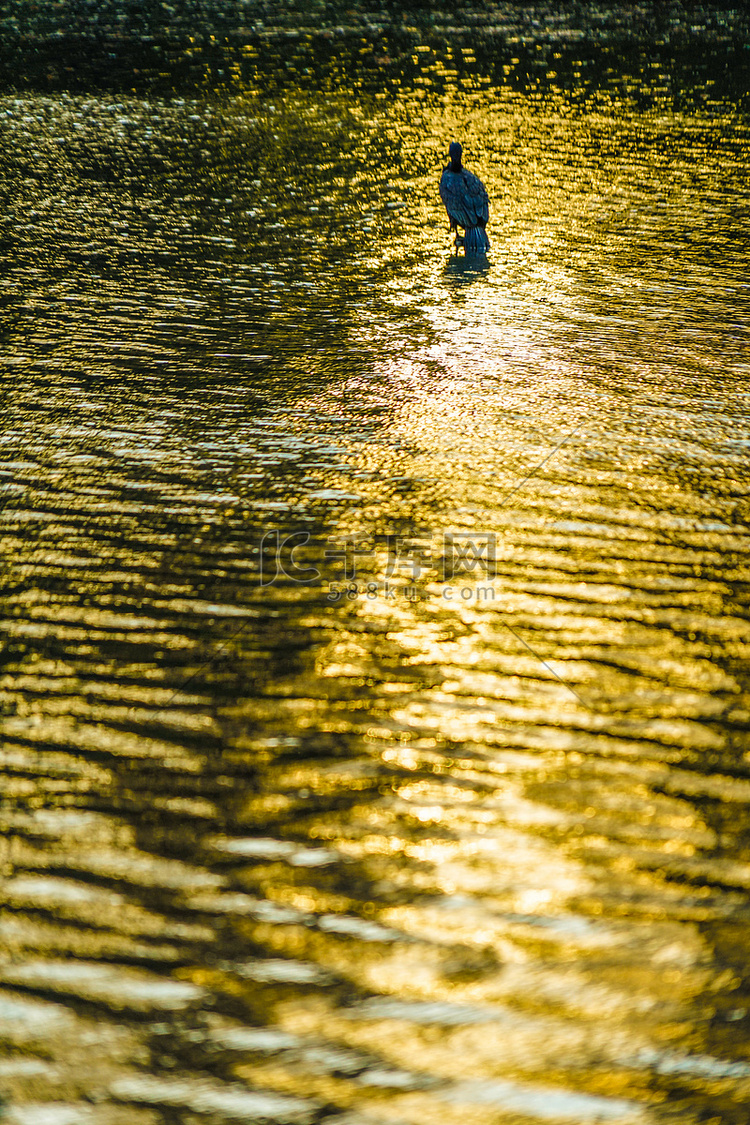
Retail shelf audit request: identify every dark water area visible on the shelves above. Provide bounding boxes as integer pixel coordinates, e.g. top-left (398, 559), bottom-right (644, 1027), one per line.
top-left (2, 3), bottom-right (750, 1125)
top-left (1, 1), bottom-right (749, 109)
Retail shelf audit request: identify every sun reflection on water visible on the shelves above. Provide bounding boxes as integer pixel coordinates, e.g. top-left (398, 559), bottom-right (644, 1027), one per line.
top-left (1, 18), bottom-right (750, 1124)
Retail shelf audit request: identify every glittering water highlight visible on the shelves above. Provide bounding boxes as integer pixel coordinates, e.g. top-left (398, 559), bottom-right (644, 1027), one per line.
top-left (1, 11), bottom-right (750, 1125)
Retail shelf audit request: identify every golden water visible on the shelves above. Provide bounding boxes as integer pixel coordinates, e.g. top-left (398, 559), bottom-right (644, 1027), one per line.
top-left (1, 44), bottom-right (750, 1125)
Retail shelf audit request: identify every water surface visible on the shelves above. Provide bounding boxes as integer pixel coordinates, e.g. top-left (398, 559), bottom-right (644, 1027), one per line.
top-left (1, 20), bottom-right (750, 1125)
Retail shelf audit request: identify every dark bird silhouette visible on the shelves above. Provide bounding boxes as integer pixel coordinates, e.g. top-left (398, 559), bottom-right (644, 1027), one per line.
top-left (439, 141), bottom-right (490, 254)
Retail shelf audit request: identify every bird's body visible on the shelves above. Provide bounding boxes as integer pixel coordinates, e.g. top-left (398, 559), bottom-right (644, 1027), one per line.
top-left (439, 142), bottom-right (490, 254)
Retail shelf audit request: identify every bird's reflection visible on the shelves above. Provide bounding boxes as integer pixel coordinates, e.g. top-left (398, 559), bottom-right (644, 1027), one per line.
top-left (443, 254), bottom-right (492, 289)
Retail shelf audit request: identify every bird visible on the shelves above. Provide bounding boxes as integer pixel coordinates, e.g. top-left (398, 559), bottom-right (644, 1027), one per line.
top-left (439, 141), bottom-right (490, 255)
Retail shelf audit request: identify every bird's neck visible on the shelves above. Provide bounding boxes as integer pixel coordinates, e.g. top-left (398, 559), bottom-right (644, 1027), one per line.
top-left (450, 161), bottom-right (462, 173)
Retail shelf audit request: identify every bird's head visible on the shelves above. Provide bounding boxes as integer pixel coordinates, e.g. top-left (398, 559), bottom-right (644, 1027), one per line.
top-left (448, 141), bottom-right (463, 172)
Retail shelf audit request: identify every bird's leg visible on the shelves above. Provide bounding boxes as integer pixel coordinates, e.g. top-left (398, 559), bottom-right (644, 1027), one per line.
top-left (448, 218), bottom-right (463, 255)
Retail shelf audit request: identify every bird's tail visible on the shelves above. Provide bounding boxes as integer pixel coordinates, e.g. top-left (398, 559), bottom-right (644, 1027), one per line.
top-left (464, 227), bottom-right (490, 254)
